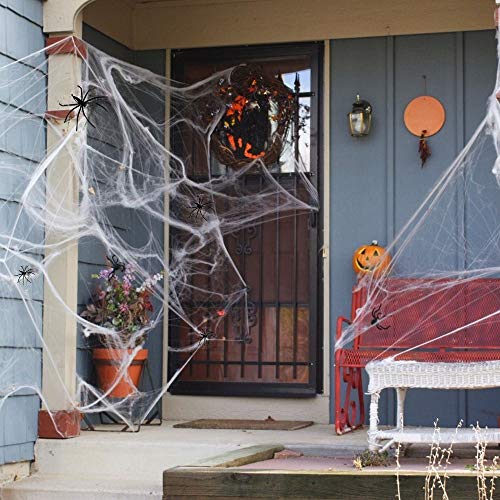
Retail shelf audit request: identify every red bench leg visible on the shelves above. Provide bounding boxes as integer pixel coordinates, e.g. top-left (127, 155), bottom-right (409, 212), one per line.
top-left (335, 362), bottom-right (365, 435)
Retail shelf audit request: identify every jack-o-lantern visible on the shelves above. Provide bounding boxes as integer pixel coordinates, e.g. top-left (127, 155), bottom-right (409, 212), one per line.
top-left (352, 240), bottom-right (391, 276)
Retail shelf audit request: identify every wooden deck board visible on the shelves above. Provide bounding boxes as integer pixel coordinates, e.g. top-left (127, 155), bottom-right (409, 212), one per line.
top-left (164, 467), bottom-right (488, 499)
top-left (163, 443), bottom-right (499, 499)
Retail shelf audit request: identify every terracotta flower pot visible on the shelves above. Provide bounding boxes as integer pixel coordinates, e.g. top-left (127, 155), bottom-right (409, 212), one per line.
top-left (92, 348), bottom-right (148, 398)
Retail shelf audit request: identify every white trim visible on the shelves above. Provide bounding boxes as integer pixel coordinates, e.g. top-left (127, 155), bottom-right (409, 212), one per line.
top-left (44, 0), bottom-right (95, 34)
top-left (322, 40), bottom-right (331, 399)
top-left (162, 41), bottom-right (331, 424)
top-left (161, 49), bottom-right (171, 399)
top-left (164, 394), bottom-right (331, 424)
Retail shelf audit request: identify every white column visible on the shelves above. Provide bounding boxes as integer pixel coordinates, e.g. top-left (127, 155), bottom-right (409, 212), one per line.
top-left (41, 3), bottom-right (91, 420)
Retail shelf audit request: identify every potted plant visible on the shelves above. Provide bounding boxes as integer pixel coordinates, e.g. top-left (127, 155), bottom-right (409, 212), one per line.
top-left (81, 261), bottom-right (163, 398)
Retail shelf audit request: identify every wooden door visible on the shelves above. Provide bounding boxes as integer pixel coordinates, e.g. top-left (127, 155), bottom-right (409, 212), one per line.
top-left (169, 43), bottom-right (323, 397)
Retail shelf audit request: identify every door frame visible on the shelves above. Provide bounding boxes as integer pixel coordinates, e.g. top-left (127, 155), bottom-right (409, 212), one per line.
top-left (162, 41), bottom-right (331, 422)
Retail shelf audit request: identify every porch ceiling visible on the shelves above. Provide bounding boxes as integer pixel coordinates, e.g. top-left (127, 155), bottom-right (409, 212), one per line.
top-left (82, 0), bottom-right (495, 51)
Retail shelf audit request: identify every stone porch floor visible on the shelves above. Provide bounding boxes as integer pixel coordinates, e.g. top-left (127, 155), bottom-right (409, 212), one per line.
top-left (1, 421), bottom-right (369, 499)
top-left (2, 421), bottom-right (493, 499)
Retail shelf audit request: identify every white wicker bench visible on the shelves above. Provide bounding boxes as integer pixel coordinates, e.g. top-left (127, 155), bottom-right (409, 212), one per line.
top-left (366, 360), bottom-right (500, 451)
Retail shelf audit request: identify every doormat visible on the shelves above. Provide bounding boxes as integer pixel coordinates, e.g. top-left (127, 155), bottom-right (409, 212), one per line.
top-left (173, 417), bottom-right (313, 431)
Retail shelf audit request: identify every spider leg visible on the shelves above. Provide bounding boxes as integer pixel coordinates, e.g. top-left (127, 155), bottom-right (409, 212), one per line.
top-left (63, 105), bottom-right (80, 123)
top-left (202, 213), bottom-right (208, 222)
top-left (86, 96), bottom-right (107, 103)
top-left (82, 88), bottom-right (91, 102)
top-left (25, 276), bottom-right (32, 284)
top-left (81, 107), bottom-right (96, 128)
top-left (373, 304), bottom-right (381, 315)
top-left (59, 102), bottom-right (77, 107)
top-left (75, 107), bottom-right (82, 131)
top-left (376, 323), bottom-right (390, 331)
top-left (91, 101), bottom-right (107, 112)
top-left (78, 85), bottom-right (85, 100)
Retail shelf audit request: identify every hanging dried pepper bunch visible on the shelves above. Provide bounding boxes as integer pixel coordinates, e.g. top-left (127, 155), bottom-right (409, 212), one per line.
top-left (419, 130), bottom-right (431, 167)
top-left (204, 65), bottom-right (296, 170)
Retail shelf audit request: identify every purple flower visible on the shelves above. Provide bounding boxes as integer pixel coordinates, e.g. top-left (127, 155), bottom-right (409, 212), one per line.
top-left (119, 303), bottom-right (129, 313)
top-left (99, 268), bottom-right (113, 279)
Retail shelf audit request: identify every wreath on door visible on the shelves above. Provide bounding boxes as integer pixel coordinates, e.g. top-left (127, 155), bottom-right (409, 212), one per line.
top-left (210, 65), bottom-right (296, 170)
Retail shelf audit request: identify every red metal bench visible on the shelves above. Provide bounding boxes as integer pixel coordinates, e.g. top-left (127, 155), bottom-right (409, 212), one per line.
top-left (335, 278), bottom-right (500, 434)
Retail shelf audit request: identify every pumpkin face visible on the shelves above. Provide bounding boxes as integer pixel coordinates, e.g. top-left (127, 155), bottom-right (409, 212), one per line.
top-left (352, 241), bottom-right (391, 275)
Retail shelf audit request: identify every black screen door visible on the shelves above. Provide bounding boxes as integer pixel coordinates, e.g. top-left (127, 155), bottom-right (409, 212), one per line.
top-left (169, 42), bottom-right (323, 397)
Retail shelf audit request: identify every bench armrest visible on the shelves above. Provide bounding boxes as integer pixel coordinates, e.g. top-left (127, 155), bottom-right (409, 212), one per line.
top-left (336, 316), bottom-right (352, 342)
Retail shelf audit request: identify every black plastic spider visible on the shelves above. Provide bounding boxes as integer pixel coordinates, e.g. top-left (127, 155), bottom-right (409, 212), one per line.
top-left (371, 304), bottom-right (390, 330)
top-left (198, 326), bottom-right (214, 342)
top-left (105, 254), bottom-right (126, 280)
top-left (15, 266), bottom-right (36, 286)
top-left (188, 195), bottom-right (213, 222)
top-left (59, 85), bottom-right (107, 131)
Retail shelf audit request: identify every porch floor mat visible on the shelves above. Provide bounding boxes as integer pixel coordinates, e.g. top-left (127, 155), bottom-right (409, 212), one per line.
top-left (173, 417), bottom-right (313, 431)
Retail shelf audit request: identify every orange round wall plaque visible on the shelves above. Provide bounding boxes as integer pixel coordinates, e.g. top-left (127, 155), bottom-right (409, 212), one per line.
top-left (404, 96), bottom-right (446, 137)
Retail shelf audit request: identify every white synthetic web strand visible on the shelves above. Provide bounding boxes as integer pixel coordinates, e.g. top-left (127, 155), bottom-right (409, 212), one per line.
top-left (336, 31), bottom-right (500, 363)
top-left (0, 38), bottom-right (319, 430)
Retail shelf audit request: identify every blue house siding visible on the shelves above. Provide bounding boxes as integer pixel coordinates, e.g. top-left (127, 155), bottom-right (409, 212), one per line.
top-left (0, 0), bottom-right (44, 464)
top-left (77, 25), bottom-right (165, 408)
top-left (330, 30), bottom-right (498, 427)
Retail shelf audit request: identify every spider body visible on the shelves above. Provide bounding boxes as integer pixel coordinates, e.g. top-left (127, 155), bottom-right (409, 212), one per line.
top-left (371, 304), bottom-right (390, 331)
top-left (15, 266), bottom-right (36, 286)
top-left (188, 195), bottom-right (214, 222)
top-left (105, 254), bottom-right (126, 280)
top-left (59, 85), bottom-right (107, 131)
top-left (199, 328), bottom-right (214, 341)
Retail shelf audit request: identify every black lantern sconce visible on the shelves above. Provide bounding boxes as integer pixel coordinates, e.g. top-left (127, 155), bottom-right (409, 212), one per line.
top-left (348, 94), bottom-right (373, 137)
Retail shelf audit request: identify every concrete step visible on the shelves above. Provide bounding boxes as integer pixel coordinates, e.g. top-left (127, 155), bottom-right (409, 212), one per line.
top-left (1, 474), bottom-right (162, 499)
top-left (33, 427), bottom-right (235, 480)
top-left (2, 423), bottom-right (355, 499)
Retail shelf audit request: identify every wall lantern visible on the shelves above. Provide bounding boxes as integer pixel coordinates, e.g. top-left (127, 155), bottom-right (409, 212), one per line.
top-left (348, 94), bottom-right (372, 137)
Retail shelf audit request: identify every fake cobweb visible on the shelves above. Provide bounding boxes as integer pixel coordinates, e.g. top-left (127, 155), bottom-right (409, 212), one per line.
top-left (0, 37), bottom-right (319, 431)
top-left (336, 32), bottom-right (500, 371)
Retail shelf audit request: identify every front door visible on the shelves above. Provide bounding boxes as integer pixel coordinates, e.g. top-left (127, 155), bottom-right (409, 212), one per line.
top-left (169, 42), bottom-right (323, 397)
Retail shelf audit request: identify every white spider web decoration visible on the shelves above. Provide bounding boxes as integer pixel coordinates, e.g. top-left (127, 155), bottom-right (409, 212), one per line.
top-left (0, 37), bottom-right (319, 430)
top-left (336, 32), bottom-right (500, 371)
